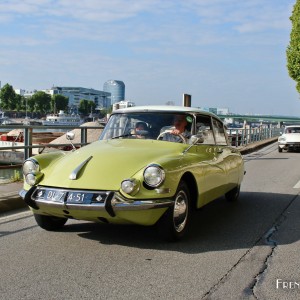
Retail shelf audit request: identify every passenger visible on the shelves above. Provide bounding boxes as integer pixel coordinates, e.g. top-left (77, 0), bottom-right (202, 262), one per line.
top-left (162, 115), bottom-right (191, 143)
top-left (134, 122), bottom-right (148, 138)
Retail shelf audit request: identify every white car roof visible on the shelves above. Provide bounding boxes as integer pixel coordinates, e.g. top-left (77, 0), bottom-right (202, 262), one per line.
top-left (112, 105), bottom-right (221, 119)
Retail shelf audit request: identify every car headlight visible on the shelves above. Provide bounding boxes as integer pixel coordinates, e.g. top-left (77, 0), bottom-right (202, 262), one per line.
top-left (23, 159), bottom-right (40, 175)
top-left (23, 159), bottom-right (43, 186)
top-left (121, 179), bottom-right (140, 195)
top-left (278, 136), bottom-right (286, 142)
top-left (143, 164), bottom-right (165, 187)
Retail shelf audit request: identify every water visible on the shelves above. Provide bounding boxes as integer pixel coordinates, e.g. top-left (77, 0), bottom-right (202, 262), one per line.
top-left (0, 167), bottom-right (22, 184)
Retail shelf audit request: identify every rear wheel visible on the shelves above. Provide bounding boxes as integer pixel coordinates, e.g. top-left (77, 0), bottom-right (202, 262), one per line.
top-left (34, 213), bottom-right (67, 231)
top-left (225, 185), bottom-right (240, 202)
top-left (156, 181), bottom-right (191, 242)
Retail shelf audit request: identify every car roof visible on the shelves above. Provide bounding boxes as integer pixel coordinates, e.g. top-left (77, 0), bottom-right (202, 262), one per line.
top-left (285, 125), bottom-right (300, 128)
top-left (111, 105), bottom-right (221, 120)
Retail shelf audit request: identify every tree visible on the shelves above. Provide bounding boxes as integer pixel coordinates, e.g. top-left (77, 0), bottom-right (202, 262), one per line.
top-left (78, 99), bottom-right (96, 115)
top-left (31, 91), bottom-right (51, 114)
top-left (0, 83), bottom-right (17, 110)
top-left (287, 0), bottom-right (300, 93)
top-left (51, 94), bottom-right (69, 113)
top-left (15, 94), bottom-right (26, 113)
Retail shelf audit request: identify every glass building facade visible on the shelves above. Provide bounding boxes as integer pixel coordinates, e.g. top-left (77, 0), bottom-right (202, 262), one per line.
top-left (103, 80), bottom-right (125, 104)
top-left (46, 87), bottom-right (111, 110)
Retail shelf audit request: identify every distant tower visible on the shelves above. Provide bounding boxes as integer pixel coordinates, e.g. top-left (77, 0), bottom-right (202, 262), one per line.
top-left (103, 80), bottom-right (125, 104)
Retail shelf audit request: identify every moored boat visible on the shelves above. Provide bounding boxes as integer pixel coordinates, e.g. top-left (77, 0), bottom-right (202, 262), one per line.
top-left (42, 110), bottom-right (83, 126)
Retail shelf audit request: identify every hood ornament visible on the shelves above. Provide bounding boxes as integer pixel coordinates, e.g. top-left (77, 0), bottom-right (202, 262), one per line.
top-left (69, 156), bottom-right (93, 180)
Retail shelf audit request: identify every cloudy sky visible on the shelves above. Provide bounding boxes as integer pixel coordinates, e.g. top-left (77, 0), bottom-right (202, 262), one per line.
top-left (0, 0), bottom-right (298, 115)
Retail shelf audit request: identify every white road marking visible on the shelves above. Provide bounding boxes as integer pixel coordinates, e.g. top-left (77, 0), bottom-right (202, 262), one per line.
top-left (293, 180), bottom-right (300, 189)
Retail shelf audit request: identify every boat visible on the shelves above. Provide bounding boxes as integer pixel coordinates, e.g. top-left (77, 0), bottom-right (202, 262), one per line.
top-left (1, 119), bottom-right (23, 125)
top-left (0, 111), bottom-right (9, 124)
top-left (42, 110), bottom-right (83, 126)
top-left (23, 117), bottom-right (43, 125)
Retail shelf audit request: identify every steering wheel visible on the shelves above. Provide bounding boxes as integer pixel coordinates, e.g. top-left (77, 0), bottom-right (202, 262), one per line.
top-left (157, 130), bottom-right (187, 143)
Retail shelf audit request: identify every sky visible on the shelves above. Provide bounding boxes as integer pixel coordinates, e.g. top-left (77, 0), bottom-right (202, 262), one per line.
top-left (0, 0), bottom-right (299, 115)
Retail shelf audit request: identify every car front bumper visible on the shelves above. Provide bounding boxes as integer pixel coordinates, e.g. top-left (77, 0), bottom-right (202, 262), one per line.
top-left (278, 142), bottom-right (300, 149)
top-left (19, 186), bottom-right (173, 226)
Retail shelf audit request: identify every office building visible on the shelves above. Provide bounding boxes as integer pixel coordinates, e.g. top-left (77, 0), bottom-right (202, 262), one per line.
top-left (103, 80), bottom-right (125, 104)
top-left (44, 87), bottom-right (111, 110)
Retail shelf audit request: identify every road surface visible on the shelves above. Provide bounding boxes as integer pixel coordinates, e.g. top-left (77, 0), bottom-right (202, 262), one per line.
top-left (1, 143), bottom-right (299, 300)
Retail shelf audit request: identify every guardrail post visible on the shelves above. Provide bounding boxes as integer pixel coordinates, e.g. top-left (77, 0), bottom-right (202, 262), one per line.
top-left (81, 128), bottom-right (87, 146)
top-left (23, 127), bottom-right (33, 160)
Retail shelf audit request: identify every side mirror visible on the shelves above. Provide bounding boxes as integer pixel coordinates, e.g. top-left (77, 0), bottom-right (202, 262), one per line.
top-left (66, 131), bottom-right (75, 140)
top-left (190, 134), bottom-right (204, 144)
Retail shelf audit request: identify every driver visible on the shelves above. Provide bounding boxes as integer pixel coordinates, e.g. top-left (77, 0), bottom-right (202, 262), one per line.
top-left (162, 115), bottom-right (190, 143)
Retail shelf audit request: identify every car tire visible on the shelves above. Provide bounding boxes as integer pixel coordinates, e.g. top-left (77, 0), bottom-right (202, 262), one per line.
top-left (225, 185), bottom-right (240, 202)
top-left (156, 181), bottom-right (191, 242)
top-left (34, 213), bottom-right (68, 231)
top-left (278, 147), bottom-right (282, 153)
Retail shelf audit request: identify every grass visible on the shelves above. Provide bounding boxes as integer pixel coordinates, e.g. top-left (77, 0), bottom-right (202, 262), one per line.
top-left (10, 169), bottom-right (23, 182)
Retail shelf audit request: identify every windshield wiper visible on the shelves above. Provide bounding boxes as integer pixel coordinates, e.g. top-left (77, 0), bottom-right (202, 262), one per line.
top-left (111, 133), bottom-right (133, 139)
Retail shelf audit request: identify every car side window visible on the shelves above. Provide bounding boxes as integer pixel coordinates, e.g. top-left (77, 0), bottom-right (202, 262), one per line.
top-left (195, 115), bottom-right (215, 145)
top-left (212, 118), bottom-right (227, 145)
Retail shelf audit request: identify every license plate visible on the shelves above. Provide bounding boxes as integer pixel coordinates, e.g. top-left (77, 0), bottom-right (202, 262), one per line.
top-left (66, 192), bottom-right (93, 204)
top-left (35, 189), bottom-right (98, 204)
top-left (45, 190), bottom-right (66, 202)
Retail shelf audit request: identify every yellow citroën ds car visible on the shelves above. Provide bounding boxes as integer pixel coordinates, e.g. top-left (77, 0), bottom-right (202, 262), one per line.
top-left (20, 106), bottom-right (244, 241)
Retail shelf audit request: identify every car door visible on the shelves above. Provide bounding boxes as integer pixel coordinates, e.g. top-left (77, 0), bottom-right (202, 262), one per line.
top-left (212, 117), bottom-right (240, 193)
top-left (194, 114), bottom-right (226, 206)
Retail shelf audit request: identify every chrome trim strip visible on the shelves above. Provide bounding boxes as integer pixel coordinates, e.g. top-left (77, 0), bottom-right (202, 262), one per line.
top-left (23, 186), bottom-right (174, 213)
top-left (33, 199), bottom-right (173, 211)
top-left (69, 156), bottom-right (93, 180)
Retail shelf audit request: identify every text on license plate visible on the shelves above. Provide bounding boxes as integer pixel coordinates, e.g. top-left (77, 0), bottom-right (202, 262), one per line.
top-left (44, 190), bottom-right (92, 203)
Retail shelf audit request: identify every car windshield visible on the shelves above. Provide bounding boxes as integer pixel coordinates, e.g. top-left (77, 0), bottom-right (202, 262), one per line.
top-left (285, 127), bottom-right (300, 134)
top-left (99, 112), bottom-right (193, 141)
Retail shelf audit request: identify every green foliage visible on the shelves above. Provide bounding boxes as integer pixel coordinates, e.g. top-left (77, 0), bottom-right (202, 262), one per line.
top-left (51, 94), bottom-right (69, 113)
top-left (10, 169), bottom-right (22, 182)
top-left (30, 91), bottom-right (51, 114)
top-left (0, 83), bottom-right (17, 110)
top-left (15, 94), bottom-right (26, 112)
top-left (287, 0), bottom-right (300, 93)
top-left (78, 99), bottom-right (96, 114)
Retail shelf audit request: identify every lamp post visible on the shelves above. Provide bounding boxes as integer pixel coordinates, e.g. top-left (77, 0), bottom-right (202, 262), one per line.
top-left (25, 97), bottom-right (28, 118)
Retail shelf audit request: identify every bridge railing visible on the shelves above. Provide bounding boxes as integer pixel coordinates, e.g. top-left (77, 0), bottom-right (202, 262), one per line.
top-left (227, 127), bottom-right (281, 147)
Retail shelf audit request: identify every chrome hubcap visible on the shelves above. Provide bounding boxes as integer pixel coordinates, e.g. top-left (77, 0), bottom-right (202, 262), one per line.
top-left (173, 190), bottom-right (188, 232)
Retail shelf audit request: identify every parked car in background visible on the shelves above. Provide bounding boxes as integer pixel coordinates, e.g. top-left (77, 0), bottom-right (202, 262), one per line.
top-left (278, 125), bottom-right (300, 152)
top-left (20, 106), bottom-right (245, 241)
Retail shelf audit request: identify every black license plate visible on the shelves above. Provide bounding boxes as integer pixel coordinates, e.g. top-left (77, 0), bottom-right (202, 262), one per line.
top-left (35, 189), bottom-right (94, 204)
top-left (66, 192), bottom-right (93, 204)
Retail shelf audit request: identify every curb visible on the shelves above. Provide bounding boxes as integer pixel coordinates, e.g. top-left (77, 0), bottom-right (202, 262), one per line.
top-left (0, 192), bottom-right (27, 213)
top-left (239, 137), bottom-right (277, 155)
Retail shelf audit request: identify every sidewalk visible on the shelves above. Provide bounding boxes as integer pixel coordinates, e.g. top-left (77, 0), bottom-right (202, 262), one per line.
top-left (0, 181), bottom-right (27, 213)
top-left (0, 138), bottom-right (278, 214)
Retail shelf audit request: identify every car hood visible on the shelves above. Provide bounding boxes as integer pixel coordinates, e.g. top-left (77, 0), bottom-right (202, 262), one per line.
top-left (38, 139), bottom-right (187, 190)
top-left (281, 133), bottom-right (300, 142)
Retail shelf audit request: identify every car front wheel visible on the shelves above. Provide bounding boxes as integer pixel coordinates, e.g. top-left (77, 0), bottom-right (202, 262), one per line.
top-left (225, 185), bottom-right (240, 202)
top-left (156, 181), bottom-right (191, 242)
top-left (278, 147), bottom-right (282, 153)
top-left (34, 213), bottom-right (68, 231)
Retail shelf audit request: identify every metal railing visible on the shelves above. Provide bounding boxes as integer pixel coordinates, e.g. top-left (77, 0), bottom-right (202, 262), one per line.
top-left (227, 127), bottom-right (281, 147)
top-left (0, 124), bottom-right (102, 161)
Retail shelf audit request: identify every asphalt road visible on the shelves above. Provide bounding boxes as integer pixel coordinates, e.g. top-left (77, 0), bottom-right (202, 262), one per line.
top-left (1, 143), bottom-right (300, 300)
